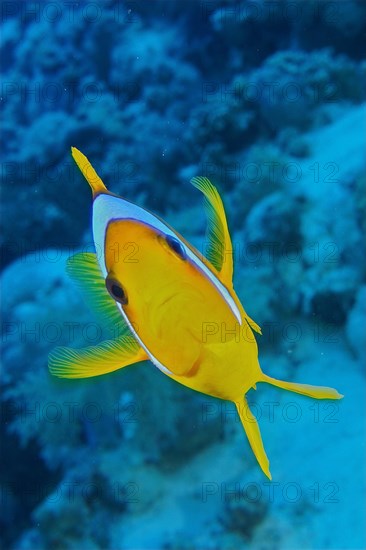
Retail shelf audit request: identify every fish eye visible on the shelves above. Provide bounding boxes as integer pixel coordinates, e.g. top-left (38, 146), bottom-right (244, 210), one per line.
top-left (105, 277), bottom-right (128, 305)
top-left (165, 235), bottom-right (187, 260)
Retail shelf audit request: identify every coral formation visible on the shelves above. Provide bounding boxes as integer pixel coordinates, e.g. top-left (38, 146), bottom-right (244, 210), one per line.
top-left (1, 1), bottom-right (365, 548)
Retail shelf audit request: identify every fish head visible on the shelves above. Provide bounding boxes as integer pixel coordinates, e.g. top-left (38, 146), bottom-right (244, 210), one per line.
top-left (103, 218), bottom-right (199, 320)
top-left (92, 193), bottom-right (242, 346)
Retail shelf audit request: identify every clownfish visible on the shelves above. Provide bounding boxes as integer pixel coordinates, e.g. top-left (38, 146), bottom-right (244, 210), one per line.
top-left (49, 147), bottom-right (343, 479)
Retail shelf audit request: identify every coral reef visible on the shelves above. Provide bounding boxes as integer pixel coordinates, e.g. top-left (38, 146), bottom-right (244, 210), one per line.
top-left (1, 1), bottom-right (365, 549)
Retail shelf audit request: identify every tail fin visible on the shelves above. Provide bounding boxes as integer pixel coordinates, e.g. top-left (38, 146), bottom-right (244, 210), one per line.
top-left (235, 398), bottom-right (271, 480)
top-left (261, 374), bottom-right (343, 400)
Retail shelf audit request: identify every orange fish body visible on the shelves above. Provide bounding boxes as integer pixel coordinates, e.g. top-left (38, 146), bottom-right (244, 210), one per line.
top-left (49, 148), bottom-right (343, 479)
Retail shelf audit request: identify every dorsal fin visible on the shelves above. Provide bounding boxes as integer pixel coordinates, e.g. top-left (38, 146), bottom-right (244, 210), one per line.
top-left (71, 147), bottom-right (108, 197)
top-left (191, 176), bottom-right (233, 286)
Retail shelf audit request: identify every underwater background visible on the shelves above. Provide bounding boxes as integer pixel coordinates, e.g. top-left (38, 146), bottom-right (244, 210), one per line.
top-left (1, 0), bottom-right (365, 548)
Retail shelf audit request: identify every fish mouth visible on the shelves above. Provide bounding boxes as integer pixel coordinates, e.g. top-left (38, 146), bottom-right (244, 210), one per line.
top-left (160, 294), bottom-right (177, 307)
top-left (153, 282), bottom-right (202, 313)
top-left (156, 282), bottom-right (184, 309)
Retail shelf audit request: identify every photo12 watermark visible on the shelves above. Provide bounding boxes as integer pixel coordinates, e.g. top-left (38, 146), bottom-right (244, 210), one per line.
top-left (1, 1), bottom-right (139, 24)
top-left (1, 479), bottom-right (140, 506)
top-left (201, 400), bottom-right (340, 426)
top-left (201, 480), bottom-right (340, 504)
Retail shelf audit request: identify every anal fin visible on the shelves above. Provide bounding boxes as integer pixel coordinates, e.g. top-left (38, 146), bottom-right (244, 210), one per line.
top-left (245, 314), bottom-right (262, 335)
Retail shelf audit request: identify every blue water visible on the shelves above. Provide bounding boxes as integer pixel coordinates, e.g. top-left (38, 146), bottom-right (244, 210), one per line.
top-left (1, 1), bottom-right (365, 549)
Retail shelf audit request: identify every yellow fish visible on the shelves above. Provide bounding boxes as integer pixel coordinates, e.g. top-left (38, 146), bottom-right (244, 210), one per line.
top-left (49, 147), bottom-right (343, 479)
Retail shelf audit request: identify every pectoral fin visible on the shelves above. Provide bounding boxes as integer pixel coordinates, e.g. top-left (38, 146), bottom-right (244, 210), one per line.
top-left (49, 337), bottom-right (147, 378)
top-left (235, 397), bottom-right (271, 480)
top-left (67, 252), bottom-right (130, 337)
top-left (191, 176), bottom-right (233, 286)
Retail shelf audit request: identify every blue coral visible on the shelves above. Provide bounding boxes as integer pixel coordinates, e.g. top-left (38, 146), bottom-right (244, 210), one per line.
top-left (1, 1), bottom-right (365, 549)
